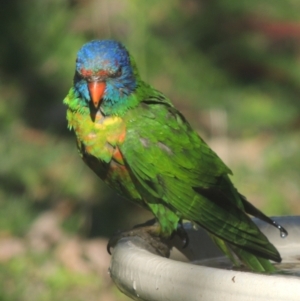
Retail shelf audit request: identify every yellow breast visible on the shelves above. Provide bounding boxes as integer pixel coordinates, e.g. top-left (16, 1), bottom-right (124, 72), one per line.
top-left (67, 108), bottom-right (126, 163)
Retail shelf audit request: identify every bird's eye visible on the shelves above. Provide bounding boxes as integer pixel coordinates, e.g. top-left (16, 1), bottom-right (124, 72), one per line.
top-left (111, 67), bottom-right (122, 78)
top-left (74, 71), bottom-right (83, 81)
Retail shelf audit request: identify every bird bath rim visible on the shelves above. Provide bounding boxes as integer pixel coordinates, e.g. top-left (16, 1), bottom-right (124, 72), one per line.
top-left (109, 216), bottom-right (300, 301)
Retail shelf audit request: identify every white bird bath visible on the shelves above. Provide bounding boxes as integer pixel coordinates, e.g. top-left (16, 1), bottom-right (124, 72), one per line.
top-left (109, 216), bottom-right (300, 301)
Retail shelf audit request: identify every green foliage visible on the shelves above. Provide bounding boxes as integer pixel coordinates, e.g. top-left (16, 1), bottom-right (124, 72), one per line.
top-left (0, 253), bottom-right (129, 301)
top-left (0, 195), bottom-right (35, 236)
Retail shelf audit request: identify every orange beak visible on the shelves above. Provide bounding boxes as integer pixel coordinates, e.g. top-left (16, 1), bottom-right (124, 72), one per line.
top-left (88, 81), bottom-right (106, 108)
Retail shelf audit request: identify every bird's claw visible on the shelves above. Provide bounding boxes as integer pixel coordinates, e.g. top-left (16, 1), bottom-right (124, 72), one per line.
top-left (106, 219), bottom-right (171, 257)
top-left (175, 221), bottom-right (189, 248)
top-left (107, 230), bottom-right (128, 255)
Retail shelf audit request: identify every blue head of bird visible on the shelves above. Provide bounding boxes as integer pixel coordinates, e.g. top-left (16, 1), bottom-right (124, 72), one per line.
top-left (74, 40), bottom-right (138, 112)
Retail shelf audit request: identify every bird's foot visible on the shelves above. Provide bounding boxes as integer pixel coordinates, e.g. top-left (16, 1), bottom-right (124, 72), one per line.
top-left (173, 221), bottom-right (189, 248)
top-left (107, 219), bottom-right (171, 257)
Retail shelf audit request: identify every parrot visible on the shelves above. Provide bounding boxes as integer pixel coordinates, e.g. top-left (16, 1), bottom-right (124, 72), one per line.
top-left (63, 39), bottom-right (287, 272)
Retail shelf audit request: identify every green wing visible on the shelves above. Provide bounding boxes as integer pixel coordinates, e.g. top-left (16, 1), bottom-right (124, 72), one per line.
top-left (120, 95), bottom-right (280, 269)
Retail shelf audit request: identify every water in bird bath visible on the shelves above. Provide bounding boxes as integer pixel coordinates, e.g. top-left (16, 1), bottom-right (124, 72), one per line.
top-left (274, 257), bottom-right (300, 277)
top-left (192, 256), bottom-right (234, 270)
top-left (193, 255), bottom-right (300, 277)
top-left (170, 217), bottom-right (300, 278)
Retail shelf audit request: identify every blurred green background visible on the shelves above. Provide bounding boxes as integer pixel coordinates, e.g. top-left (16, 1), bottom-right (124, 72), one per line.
top-left (1, 0), bottom-right (300, 300)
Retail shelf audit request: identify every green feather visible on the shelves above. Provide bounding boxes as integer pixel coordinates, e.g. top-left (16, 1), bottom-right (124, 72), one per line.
top-left (120, 99), bottom-right (281, 267)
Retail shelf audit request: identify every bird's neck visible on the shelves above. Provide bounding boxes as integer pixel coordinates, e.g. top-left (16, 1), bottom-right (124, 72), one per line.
top-left (100, 80), bottom-right (151, 116)
top-left (64, 78), bottom-right (153, 118)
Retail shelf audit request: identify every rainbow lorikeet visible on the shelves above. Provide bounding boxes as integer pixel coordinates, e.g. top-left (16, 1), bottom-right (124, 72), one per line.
top-left (64, 40), bottom-right (287, 272)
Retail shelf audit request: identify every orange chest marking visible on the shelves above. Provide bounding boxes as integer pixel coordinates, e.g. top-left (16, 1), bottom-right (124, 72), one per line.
top-left (112, 147), bottom-right (124, 164)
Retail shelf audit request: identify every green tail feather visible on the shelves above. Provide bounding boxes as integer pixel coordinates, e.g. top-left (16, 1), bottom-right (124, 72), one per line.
top-left (210, 234), bottom-right (277, 272)
top-left (230, 245), bottom-right (277, 273)
top-left (210, 234), bottom-right (240, 267)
